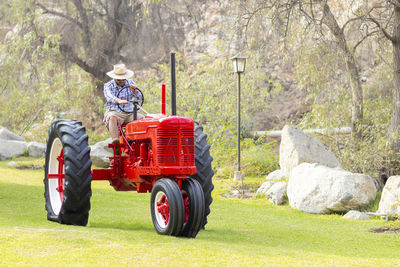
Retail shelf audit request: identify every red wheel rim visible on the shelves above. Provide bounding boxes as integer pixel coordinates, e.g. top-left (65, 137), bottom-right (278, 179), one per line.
top-left (155, 192), bottom-right (169, 227)
top-left (48, 150), bottom-right (65, 202)
top-left (182, 193), bottom-right (189, 223)
top-left (47, 137), bottom-right (65, 214)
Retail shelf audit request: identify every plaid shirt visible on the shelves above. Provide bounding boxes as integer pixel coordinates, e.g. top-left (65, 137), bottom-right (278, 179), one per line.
top-left (104, 79), bottom-right (142, 113)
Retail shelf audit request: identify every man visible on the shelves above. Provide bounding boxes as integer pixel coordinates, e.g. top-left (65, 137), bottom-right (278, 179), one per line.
top-left (103, 63), bottom-right (143, 143)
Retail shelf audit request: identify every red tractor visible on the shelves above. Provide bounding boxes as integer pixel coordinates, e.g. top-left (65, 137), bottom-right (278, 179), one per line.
top-left (43, 56), bottom-right (214, 238)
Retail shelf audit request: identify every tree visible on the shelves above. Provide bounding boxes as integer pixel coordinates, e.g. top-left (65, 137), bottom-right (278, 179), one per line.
top-left (240, 0), bottom-right (366, 136)
top-left (367, 1), bottom-right (400, 152)
top-left (32, 0), bottom-right (189, 87)
top-left (317, 0), bottom-right (363, 136)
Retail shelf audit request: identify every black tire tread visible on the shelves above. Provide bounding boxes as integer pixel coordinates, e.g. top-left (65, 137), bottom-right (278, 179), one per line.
top-left (180, 178), bottom-right (205, 238)
top-left (150, 179), bottom-right (184, 236)
top-left (190, 123), bottom-right (214, 228)
top-left (44, 119), bottom-right (92, 226)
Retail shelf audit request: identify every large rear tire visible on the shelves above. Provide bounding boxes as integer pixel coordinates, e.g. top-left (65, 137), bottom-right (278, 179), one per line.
top-left (180, 178), bottom-right (205, 238)
top-left (151, 179), bottom-right (184, 236)
top-left (44, 120), bottom-right (92, 226)
top-left (190, 123), bottom-right (214, 228)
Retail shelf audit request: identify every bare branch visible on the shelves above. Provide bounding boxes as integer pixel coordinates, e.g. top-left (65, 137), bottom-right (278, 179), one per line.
top-left (352, 30), bottom-right (380, 53)
top-left (284, 3), bottom-right (293, 37)
top-left (72, 0), bottom-right (91, 47)
top-left (369, 16), bottom-right (395, 42)
top-left (59, 43), bottom-right (106, 81)
top-left (240, 1), bottom-right (275, 47)
top-left (342, 15), bottom-right (365, 32)
top-left (389, 0), bottom-right (400, 9)
top-left (310, 0), bottom-right (315, 21)
top-left (34, 1), bottom-right (84, 30)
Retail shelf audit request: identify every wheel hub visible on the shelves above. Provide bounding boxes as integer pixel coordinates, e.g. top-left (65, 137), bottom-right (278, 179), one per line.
top-left (155, 192), bottom-right (169, 227)
top-left (183, 193), bottom-right (189, 223)
top-left (47, 138), bottom-right (65, 215)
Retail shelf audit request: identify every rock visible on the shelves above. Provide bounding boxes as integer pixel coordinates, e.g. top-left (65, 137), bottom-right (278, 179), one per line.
top-left (265, 182), bottom-right (287, 205)
top-left (279, 125), bottom-right (341, 178)
top-left (256, 181), bottom-right (275, 195)
top-left (266, 169), bottom-right (284, 181)
top-left (0, 140), bottom-right (27, 160)
top-left (378, 176), bottom-right (400, 217)
top-left (90, 138), bottom-right (113, 167)
top-left (343, 210), bottom-right (370, 220)
top-left (27, 142), bottom-right (46, 157)
top-left (7, 161), bottom-right (18, 166)
top-left (232, 190), bottom-right (240, 195)
top-left (287, 163), bottom-right (376, 214)
top-left (0, 126), bottom-right (25, 142)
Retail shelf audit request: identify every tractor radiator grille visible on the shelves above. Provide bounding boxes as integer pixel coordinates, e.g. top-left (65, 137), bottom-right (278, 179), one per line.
top-left (157, 128), bottom-right (194, 165)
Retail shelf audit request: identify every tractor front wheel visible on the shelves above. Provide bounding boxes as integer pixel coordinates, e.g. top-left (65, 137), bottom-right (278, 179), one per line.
top-left (44, 120), bottom-right (92, 226)
top-left (151, 178), bottom-right (184, 236)
top-left (180, 178), bottom-right (205, 238)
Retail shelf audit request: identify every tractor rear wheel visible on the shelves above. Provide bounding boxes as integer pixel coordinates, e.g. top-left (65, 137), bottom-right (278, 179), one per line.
top-left (180, 178), bottom-right (205, 238)
top-left (151, 178), bottom-right (184, 236)
top-left (190, 123), bottom-right (214, 228)
top-left (44, 120), bottom-right (92, 226)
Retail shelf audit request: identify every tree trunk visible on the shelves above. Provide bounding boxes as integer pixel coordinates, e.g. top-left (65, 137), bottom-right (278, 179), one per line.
top-left (389, 6), bottom-right (400, 152)
top-left (320, 0), bottom-right (363, 137)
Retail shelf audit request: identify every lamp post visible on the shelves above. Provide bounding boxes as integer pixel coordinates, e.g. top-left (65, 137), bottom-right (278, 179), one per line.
top-left (231, 53), bottom-right (247, 182)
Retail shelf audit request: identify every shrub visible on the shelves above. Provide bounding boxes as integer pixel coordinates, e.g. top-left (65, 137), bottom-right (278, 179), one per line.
top-left (241, 139), bottom-right (279, 176)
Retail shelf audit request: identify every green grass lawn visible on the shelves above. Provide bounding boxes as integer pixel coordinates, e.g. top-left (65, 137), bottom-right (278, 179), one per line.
top-left (0, 158), bottom-right (400, 266)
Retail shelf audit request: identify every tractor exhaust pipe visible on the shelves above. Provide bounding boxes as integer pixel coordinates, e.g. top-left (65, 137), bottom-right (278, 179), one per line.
top-left (161, 84), bottom-right (166, 115)
top-left (171, 52), bottom-right (177, 115)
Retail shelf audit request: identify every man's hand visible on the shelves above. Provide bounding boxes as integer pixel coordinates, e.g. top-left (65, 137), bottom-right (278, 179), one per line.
top-left (116, 98), bottom-right (129, 104)
top-left (128, 85), bottom-right (138, 93)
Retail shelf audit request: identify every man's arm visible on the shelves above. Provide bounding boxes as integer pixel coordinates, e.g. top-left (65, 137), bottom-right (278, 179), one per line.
top-left (127, 79), bottom-right (142, 101)
top-left (104, 82), bottom-right (128, 104)
top-left (104, 82), bottom-right (118, 103)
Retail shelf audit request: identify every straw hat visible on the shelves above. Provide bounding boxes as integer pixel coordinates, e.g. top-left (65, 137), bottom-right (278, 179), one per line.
top-left (106, 63), bottom-right (134, 79)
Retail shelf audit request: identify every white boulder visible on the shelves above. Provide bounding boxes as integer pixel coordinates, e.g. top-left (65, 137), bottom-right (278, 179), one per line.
top-left (28, 142), bottom-right (46, 157)
top-left (378, 176), bottom-right (400, 217)
top-left (90, 138), bottom-right (113, 167)
top-left (265, 182), bottom-right (287, 205)
top-left (343, 210), bottom-right (370, 220)
top-left (0, 126), bottom-right (25, 142)
top-left (0, 140), bottom-right (27, 160)
top-left (266, 169), bottom-right (285, 181)
top-left (256, 181), bottom-right (275, 196)
top-left (287, 163), bottom-right (376, 214)
top-left (279, 125), bottom-right (341, 178)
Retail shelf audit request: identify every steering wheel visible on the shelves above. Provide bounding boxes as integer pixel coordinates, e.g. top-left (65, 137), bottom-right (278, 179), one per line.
top-left (116, 88), bottom-right (145, 113)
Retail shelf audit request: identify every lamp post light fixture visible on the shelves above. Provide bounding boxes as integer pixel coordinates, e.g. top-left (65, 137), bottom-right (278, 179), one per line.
top-left (231, 53), bottom-right (247, 74)
top-left (231, 53), bottom-right (247, 183)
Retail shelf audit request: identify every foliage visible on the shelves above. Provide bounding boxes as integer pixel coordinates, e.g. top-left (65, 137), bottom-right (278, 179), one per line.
top-left (1, 4), bottom-right (281, 173)
top-left (212, 138), bottom-right (279, 179)
top-left (298, 54), bottom-right (400, 181)
top-left (136, 52), bottom-right (281, 171)
top-left (2, 0), bottom-right (399, 180)
top-left (238, 0), bottom-right (400, 179)
top-left (241, 138), bottom-right (279, 176)
top-left (361, 191), bottom-right (382, 213)
top-left (0, 5), bottom-right (105, 143)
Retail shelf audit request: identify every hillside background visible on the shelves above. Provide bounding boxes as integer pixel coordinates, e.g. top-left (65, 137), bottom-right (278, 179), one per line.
top-left (0, 0), bottom-right (399, 183)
